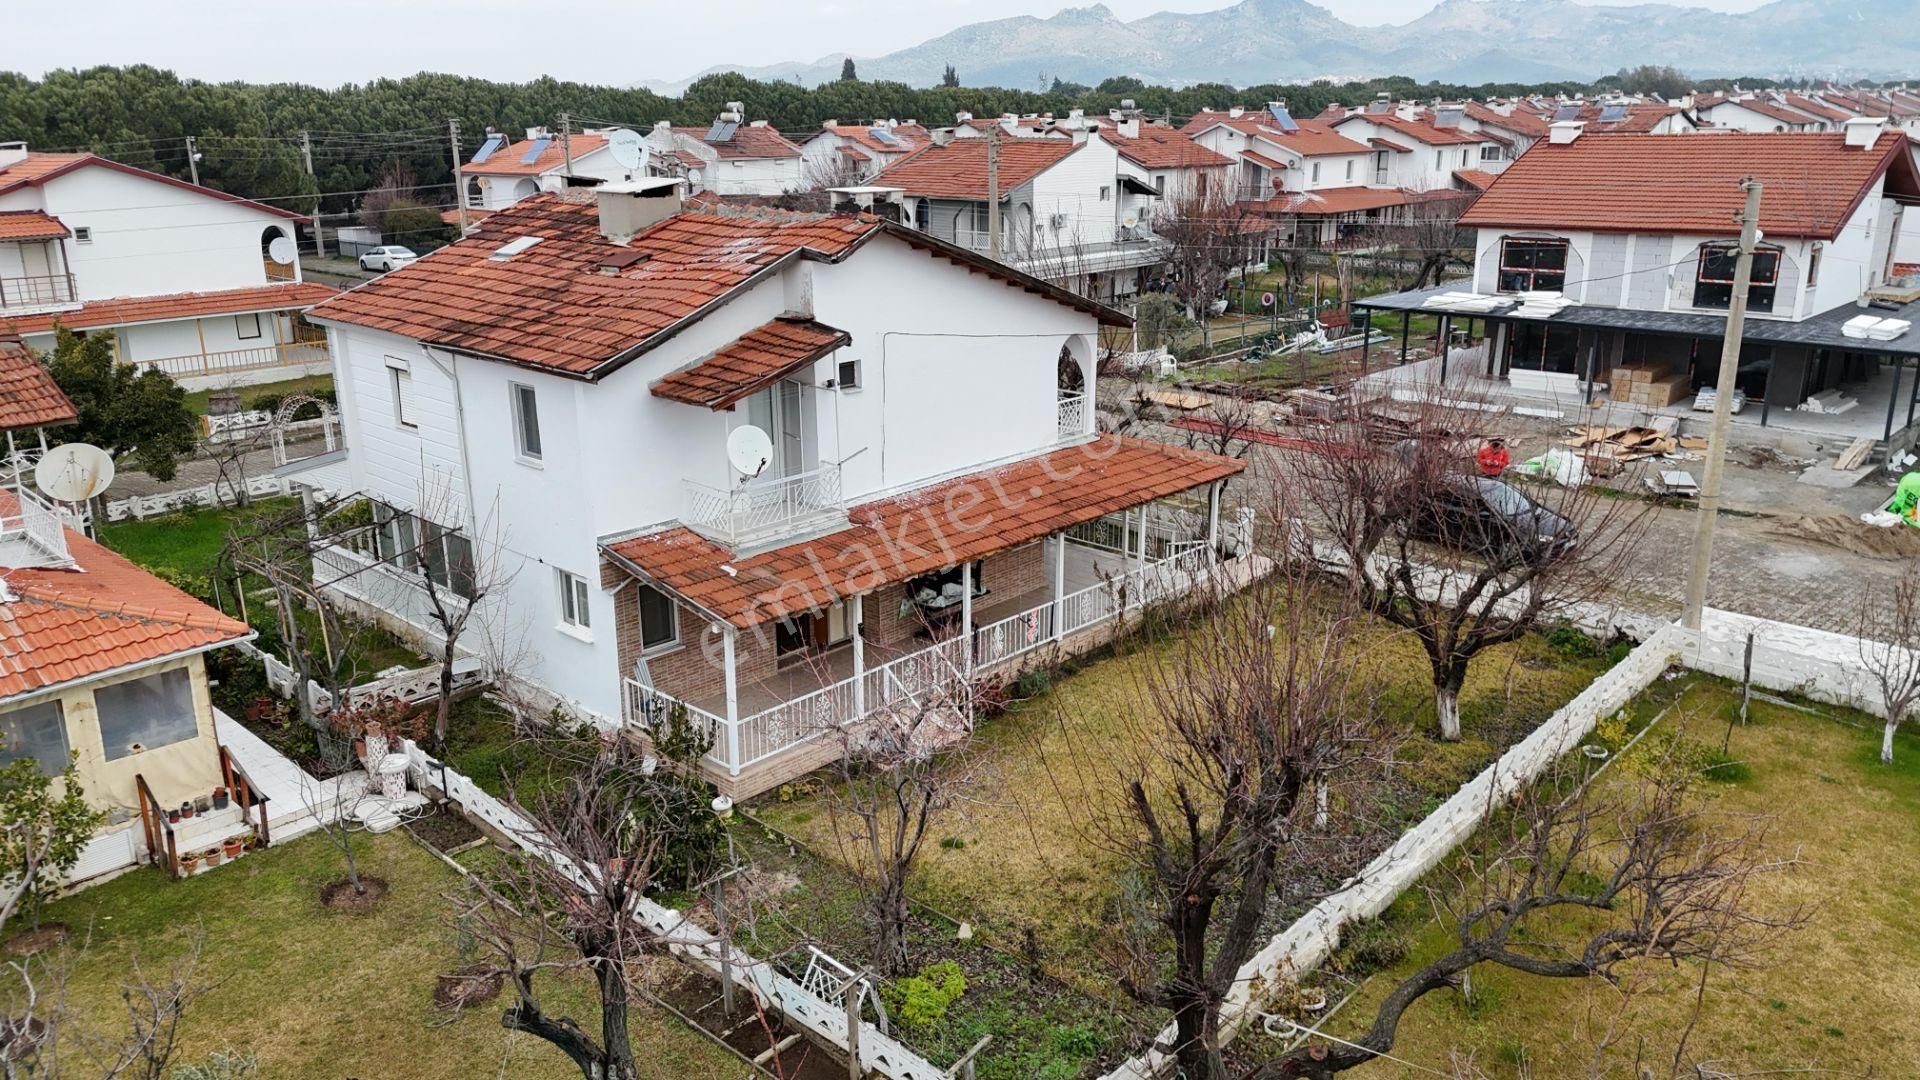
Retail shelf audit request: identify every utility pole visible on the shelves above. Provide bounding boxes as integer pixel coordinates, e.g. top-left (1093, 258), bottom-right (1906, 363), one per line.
top-left (298, 130), bottom-right (314, 176)
top-left (184, 135), bottom-right (200, 186)
top-left (299, 130), bottom-right (325, 257)
top-left (559, 112), bottom-right (574, 177)
top-left (986, 122), bottom-right (1002, 262)
top-left (449, 118), bottom-right (469, 235)
top-left (1683, 178), bottom-right (1763, 631)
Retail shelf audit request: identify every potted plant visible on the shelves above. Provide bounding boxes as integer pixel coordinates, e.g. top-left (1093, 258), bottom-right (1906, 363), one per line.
top-left (212, 786), bottom-right (230, 810)
top-left (179, 801), bottom-right (194, 821)
top-left (193, 795), bottom-right (212, 815)
top-left (203, 847), bottom-right (223, 868)
top-left (221, 837), bottom-right (244, 861)
top-left (180, 853), bottom-right (200, 874)
top-left (167, 807), bottom-right (181, 824)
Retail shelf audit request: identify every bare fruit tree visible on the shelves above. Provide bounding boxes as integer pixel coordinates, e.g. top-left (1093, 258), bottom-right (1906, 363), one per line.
top-left (1058, 496), bottom-right (1391, 1080)
top-left (411, 483), bottom-right (519, 754)
top-left (1159, 189), bottom-right (1264, 355)
top-left (1247, 732), bottom-right (1805, 1079)
top-left (1295, 391), bottom-right (1652, 740)
top-left (1857, 564), bottom-right (1920, 764)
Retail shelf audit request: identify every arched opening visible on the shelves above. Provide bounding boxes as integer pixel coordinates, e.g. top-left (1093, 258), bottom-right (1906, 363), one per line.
top-left (1057, 338), bottom-right (1091, 438)
top-left (511, 178), bottom-right (538, 202)
top-left (260, 225), bottom-right (294, 281)
top-left (466, 177), bottom-right (485, 208)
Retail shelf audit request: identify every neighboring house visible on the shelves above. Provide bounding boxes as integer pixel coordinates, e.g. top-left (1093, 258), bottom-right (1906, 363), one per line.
top-left (1696, 93), bottom-right (1834, 133)
top-left (1356, 121), bottom-right (1920, 448)
top-left (643, 106), bottom-right (806, 197)
top-left (874, 131), bottom-right (1167, 301)
top-left (297, 181), bottom-right (1244, 798)
top-left (1183, 105), bottom-right (1375, 200)
top-left (0, 343), bottom-right (258, 884)
top-left (1456, 102), bottom-right (1549, 164)
top-left (1109, 123), bottom-right (1235, 206)
top-left (0, 142), bottom-right (334, 389)
top-left (461, 127), bottom-right (621, 212)
top-left (1328, 112), bottom-right (1503, 192)
top-left (798, 120), bottom-right (931, 186)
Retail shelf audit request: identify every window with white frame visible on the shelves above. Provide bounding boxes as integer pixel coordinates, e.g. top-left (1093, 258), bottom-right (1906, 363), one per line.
top-left (0, 700), bottom-right (68, 776)
top-left (235, 313), bottom-right (262, 340)
top-left (1460, 148), bottom-right (1470, 167)
top-left (557, 569), bottom-right (591, 631)
top-left (72, 226), bottom-right (91, 244)
top-left (837, 357), bottom-right (861, 390)
top-left (368, 499), bottom-right (477, 599)
top-left (1099, 185), bottom-right (1111, 201)
top-left (1497, 237), bottom-right (1570, 292)
top-left (1311, 161), bottom-right (1321, 183)
top-left (1344, 160), bottom-right (1354, 181)
top-left (387, 359), bottom-right (416, 428)
top-left (510, 383), bottom-right (542, 461)
top-left (636, 584), bottom-right (678, 652)
top-left (1480, 143), bottom-right (1504, 162)
top-left (1434, 150), bottom-right (1443, 170)
top-left (95, 668), bottom-right (198, 760)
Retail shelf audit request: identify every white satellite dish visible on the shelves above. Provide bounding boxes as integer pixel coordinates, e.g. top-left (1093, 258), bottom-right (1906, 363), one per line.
top-left (35, 443), bottom-right (115, 503)
top-left (606, 128), bottom-right (646, 170)
top-left (725, 425), bottom-right (774, 479)
top-left (267, 235), bottom-right (297, 265)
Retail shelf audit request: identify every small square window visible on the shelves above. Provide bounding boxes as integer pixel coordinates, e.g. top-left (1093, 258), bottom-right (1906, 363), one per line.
top-left (235, 312), bottom-right (262, 340)
top-left (510, 383), bottom-right (542, 461)
top-left (837, 358), bottom-right (860, 390)
top-left (557, 569), bottom-right (591, 630)
top-left (72, 226), bottom-right (92, 244)
top-left (1099, 185), bottom-right (1111, 201)
top-left (389, 365), bottom-right (416, 428)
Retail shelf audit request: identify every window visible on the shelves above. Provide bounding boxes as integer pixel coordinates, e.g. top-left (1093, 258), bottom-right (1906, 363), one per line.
top-left (557, 569), bottom-right (591, 630)
top-left (1153, 175), bottom-right (1166, 195)
top-left (1460, 148), bottom-right (1470, 167)
top-left (837, 357), bottom-right (861, 390)
top-left (913, 199), bottom-right (930, 232)
top-left (95, 668), bottom-right (198, 761)
top-left (1480, 143), bottom-right (1503, 162)
top-left (1497, 237), bottom-right (1570, 292)
top-left (1099, 185), bottom-right (1111, 201)
top-left (72, 226), bottom-right (91, 244)
top-left (1808, 244), bottom-right (1822, 287)
top-left (1435, 151), bottom-right (1444, 170)
top-left (387, 359), bottom-right (416, 428)
top-left (1311, 162), bottom-right (1321, 183)
top-left (637, 584), bottom-right (678, 652)
top-left (510, 383), bottom-right (541, 461)
top-left (1344, 161), bottom-right (1354, 181)
top-left (0, 700), bottom-right (68, 777)
top-left (235, 313), bottom-right (262, 340)
top-left (369, 500), bottom-right (476, 600)
top-left (1373, 151), bottom-right (1389, 185)
top-left (1694, 243), bottom-right (1780, 313)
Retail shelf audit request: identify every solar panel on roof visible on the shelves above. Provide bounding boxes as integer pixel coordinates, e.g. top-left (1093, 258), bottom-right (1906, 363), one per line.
top-left (1599, 104), bottom-right (1629, 122)
top-left (518, 137), bottom-right (552, 164)
top-left (471, 134), bottom-right (504, 164)
top-left (868, 127), bottom-right (903, 147)
top-left (1552, 104), bottom-right (1582, 122)
top-left (1434, 108), bottom-right (1464, 128)
top-left (1268, 105), bottom-right (1299, 131)
top-left (705, 121), bottom-right (738, 142)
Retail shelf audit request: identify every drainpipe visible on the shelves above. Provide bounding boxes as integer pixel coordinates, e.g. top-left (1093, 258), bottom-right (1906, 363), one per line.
top-left (419, 346), bottom-right (481, 530)
top-left (721, 626), bottom-right (740, 776)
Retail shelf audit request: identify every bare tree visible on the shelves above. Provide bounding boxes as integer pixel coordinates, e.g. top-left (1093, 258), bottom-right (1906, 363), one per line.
top-left (1247, 733), bottom-right (1805, 1079)
top-left (1295, 391), bottom-right (1652, 740)
top-left (1158, 190), bottom-right (1263, 354)
top-left (1352, 188), bottom-right (1477, 291)
top-left (1857, 564), bottom-right (1920, 764)
top-left (1056, 496), bottom-right (1391, 1080)
top-left (411, 484), bottom-right (517, 754)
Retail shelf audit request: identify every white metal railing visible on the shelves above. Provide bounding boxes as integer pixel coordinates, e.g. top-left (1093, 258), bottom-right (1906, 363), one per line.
top-left (625, 544), bottom-right (1214, 776)
top-left (138, 341), bottom-right (329, 379)
top-left (682, 464), bottom-right (844, 549)
top-left (1057, 391), bottom-right (1088, 441)
top-left (0, 487), bottom-right (71, 566)
top-left (0, 273), bottom-right (77, 310)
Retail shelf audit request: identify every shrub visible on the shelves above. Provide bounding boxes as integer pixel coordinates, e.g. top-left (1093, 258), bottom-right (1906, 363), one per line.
top-left (884, 960), bottom-right (967, 1028)
top-left (1547, 623), bottom-right (1599, 659)
top-left (1700, 748), bottom-right (1752, 783)
top-left (1050, 1024), bottom-right (1103, 1058)
top-left (1014, 667), bottom-right (1052, 699)
top-left (1330, 916), bottom-right (1413, 973)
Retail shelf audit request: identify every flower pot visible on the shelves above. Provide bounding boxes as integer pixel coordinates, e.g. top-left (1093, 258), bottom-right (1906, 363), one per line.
top-left (212, 788), bottom-right (229, 811)
top-left (167, 809), bottom-right (181, 825)
top-left (180, 855), bottom-right (199, 874)
top-left (221, 838), bottom-right (244, 860)
top-left (203, 849), bottom-right (223, 867)
top-left (193, 796), bottom-right (212, 815)
top-left (179, 802), bottom-right (194, 821)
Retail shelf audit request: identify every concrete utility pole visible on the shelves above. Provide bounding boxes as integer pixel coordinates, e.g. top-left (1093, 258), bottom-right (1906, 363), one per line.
top-left (299, 131), bottom-right (324, 257)
top-left (1683, 178), bottom-right (1764, 631)
top-left (184, 135), bottom-right (200, 186)
top-left (449, 118), bottom-right (469, 235)
top-left (986, 123), bottom-right (1002, 262)
top-left (559, 112), bottom-right (574, 177)
top-left (298, 130), bottom-right (313, 176)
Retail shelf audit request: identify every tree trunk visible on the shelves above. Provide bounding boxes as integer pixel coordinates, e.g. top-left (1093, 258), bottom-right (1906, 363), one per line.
top-left (875, 882), bottom-right (912, 977)
top-left (1434, 682), bottom-right (1462, 742)
top-left (593, 954), bottom-right (637, 1080)
top-left (1884, 719), bottom-right (1897, 765)
top-left (1168, 891), bottom-right (1227, 1080)
top-left (436, 637), bottom-right (458, 751)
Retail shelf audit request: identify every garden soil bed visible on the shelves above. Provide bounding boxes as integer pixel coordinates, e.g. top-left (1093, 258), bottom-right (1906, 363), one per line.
top-left (320, 876), bottom-right (390, 911)
top-left (433, 965), bottom-right (503, 1010)
top-left (407, 805), bottom-right (484, 855)
top-left (3, 923), bottom-right (68, 957)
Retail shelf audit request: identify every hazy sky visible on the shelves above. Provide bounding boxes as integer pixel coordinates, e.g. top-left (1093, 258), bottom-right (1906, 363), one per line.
top-left (10, 0), bottom-right (1777, 87)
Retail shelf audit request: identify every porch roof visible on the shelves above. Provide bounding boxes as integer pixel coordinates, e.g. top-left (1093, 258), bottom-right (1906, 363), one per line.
top-left (0, 338), bottom-right (77, 429)
top-left (1353, 282), bottom-right (1920, 359)
top-left (602, 434), bottom-right (1242, 628)
top-left (650, 317), bottom-right (851, 410)
top-left (0, 211), bottom-right (69, 241)
top-left (0, 281), bottom-right (337, 336)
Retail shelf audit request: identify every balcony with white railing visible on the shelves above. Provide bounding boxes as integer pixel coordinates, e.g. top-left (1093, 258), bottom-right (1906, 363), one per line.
top-left (0, 487), bottom-right (73, 569)
top-left (1057, 391), bottom-right (1089, 442)
top-left (682, 464), bottom-right (846, 551)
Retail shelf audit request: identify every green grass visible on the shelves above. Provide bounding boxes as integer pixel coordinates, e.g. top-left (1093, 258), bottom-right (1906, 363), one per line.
top-left (182, 373), bottom-right (334, 416)
top-left (96, 501), bottom-right (271, 578)
top-left (15, 831), bottom-right (749, 1079)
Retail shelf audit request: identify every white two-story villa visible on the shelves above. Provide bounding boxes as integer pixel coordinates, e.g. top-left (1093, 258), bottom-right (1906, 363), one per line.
top-left (298, 181), bottom-right (1244, 796)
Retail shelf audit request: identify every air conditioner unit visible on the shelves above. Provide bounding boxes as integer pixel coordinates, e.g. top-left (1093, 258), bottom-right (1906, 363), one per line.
top-left (1050, 212), bottom-right (1069, 229)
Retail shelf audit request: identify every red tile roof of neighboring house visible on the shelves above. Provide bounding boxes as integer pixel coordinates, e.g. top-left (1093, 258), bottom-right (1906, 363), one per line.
top-left (671, 125), bottom-right (804, 160)
top-left (1337, 113), bottom-right (1483, 146)
top-left (0, 282), bottom-right (337, 337)
top-left (1256, 186), bottom-right (1417, 215)
top-left (872, 138), bottom-right (1080, 199)
top-left (309, 195), bottom-right (1127, 379)
top-left (1110, 130), bottom-right (1233, 170)
top-left (1369, 137), bottom-right (1412, 153)
top-left (1184, 112), bottom-right (1371, 157)
top-left (1463, 102), bottom-right (1549, 138)
top-left (1710, 97), bottom-right (1819, 126)
top-left (1571, 103), bottom-right (1684, 133)
top-left (438, 207), bottom-right (493, 226)
top-left (1787, 94), bottom-right (1853, 123)
top-left (0, 338), bottom-right (76, 430)
top-left (816, 124), bottom-right (930, 155)
top-left (466, 134), bottom-right (611, 177)
top-left (604, 435), bottom-right (1243, 627)
top-left (0, 153), bottom-right (306, 221)
top-left (0, 211), bottom-right (69, 241)
top-left (0, 493), bottom-right (251, 702)
top-left (1460, 131), bottom-right (1919, 240)
top-left (651, 318), bottom-right (850, 409)
top-left (1452, 169), bottom-right (1498, 191)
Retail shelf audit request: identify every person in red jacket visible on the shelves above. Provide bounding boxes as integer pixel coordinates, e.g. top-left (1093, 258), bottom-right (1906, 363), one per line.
top-left (1476, 437), bottom-right (1511, 477)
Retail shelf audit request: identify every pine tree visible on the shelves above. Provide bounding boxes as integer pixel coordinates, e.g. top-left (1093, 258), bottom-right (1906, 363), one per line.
top-left (942, 64), bottom-right (959, 88)
top-left (841, 57), bottom-right (858, 82)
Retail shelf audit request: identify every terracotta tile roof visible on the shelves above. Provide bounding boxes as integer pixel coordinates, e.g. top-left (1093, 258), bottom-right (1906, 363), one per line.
top-left (1788, 94), bottom-right (1853, 123)
top-left (1256, 186), bottom-right (1417, 215)
top-left (1460, 131), bottom-right (1919, 240)
top-left (1239, 149), bottom-right (1287, 170)
top-left (816, 124), bottom-right (930, 155)
top-left (1337, 113), bottom-right (1483, 146)
top-left (1452, 169), bottom-right (1498, 191)
top-left (1111, 130), bottom-right (1233, 170)
top-left (1185, 112), bottom-right (1371, 157)
top-left (0, 211), bottom-right (69, 241)
top-left (0, 153), bottom-right (305, 221)
top-left (0, 282), bottom-right (336, 337)
top-left (1565, 103), bottom-right (1684, 133)
top-left (0, 338), bottom-right (76, 430)
top-left (604, 435), bottom-right (1243, 627)
top-left (1463, 102), bottom-right (1549, 138)
top-left (310, 195), bottom-right (1127, 379)
top-left (1369, 137), bottom-right (1412, 153)
top-left (0, 493), bottom-right (250, 701)
top-left (671, 125), bottom-right (803, 160)
top-left (1709, 97), bottom-right (1819, 126)
top-left (873, 138), bottom-right (1080, 199)
top-left (438, 207), bottom-right (492, 226)
top-left (651, 317), bottom-right (850, 409)
top-left (466, 134), bottom-right (610, 177)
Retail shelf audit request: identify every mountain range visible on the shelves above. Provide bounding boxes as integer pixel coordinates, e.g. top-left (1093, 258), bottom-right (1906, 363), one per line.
top-left (642, 0), bottom-right (1918, 93)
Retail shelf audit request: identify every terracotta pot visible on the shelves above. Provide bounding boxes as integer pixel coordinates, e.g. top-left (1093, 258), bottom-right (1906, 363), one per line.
top-left (167, 809), bottom-right (181, 824)
top-left (180, 855), bottom-right (199, 874)
top-left (221, 837), bottom-right (244, 860)
top-left (212, 787), bottom-right (229, 810)
top-left (203, 849), bottom-right (223, 867)
top-left (179, 802), bottom-right (194, 821)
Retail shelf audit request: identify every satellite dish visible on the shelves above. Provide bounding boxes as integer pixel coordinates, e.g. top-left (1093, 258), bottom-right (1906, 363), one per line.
top-left (725, 425), bottom-right (774, 479)
top-left (606, 128), bottom-right (646, 170)
top-left (267, 235), bottom-right (297, 265)
top-left (35, 443), bottom-right (115, 503)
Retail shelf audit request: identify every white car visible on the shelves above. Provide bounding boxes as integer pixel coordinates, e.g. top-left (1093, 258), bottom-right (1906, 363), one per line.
top-left (358, 246), bottom-right (418, 273)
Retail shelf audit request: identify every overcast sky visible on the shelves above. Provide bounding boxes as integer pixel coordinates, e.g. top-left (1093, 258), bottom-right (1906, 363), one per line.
top-left (11, 0), bottom-right (1776, 88)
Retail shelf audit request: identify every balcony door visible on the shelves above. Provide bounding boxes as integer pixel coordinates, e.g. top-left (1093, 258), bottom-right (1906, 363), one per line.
top-left (743, 378), bottom-right (813, 481)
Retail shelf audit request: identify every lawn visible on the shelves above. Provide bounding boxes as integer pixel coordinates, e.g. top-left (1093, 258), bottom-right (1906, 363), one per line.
top-left (1298, 674), bottom-right (1920, 1076)
top-left (182, 373), bottom-right (334, 416)
top-left (13, 830), bottom-right (750, 1079)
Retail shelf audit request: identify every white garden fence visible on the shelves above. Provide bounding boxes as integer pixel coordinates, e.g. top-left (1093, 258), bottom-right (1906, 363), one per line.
top-left (105, 475), bottom-right (296, 522)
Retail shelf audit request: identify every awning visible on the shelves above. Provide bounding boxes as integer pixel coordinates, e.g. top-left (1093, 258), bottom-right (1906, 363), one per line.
top-left (1118, 175), bottom-right (1159, 196)
top-left (651, 317), bottom-right (851, 410)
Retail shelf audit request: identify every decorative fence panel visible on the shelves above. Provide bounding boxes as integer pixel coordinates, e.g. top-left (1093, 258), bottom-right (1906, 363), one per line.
top-left (105, 475), bottom-right (295, 522)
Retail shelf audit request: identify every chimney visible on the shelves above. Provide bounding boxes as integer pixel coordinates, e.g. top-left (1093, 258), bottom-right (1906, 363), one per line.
top-left (931, 127), bottom-right (955, 147)
top-left (955, 111), bottom-right (973, 123)
top-left (1549, 120), bottom-right (1585, 145)
top-left (1228, 106), bottom-right (1245, 118)
top-left (526, 126), bottom-right (550, 141)
top-left (597, 179), bottom-right (685, 245)
top-left (1845, 115), bottom-right (1885, 148)
top-left (1117, 116), bottom-right (1141, 139)
top-left (0, 142), bottom-right (27, 168)
top-left (827, 186), bottom-right (904, 221)
top-left (822, 118), bottom-right (839, 131)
